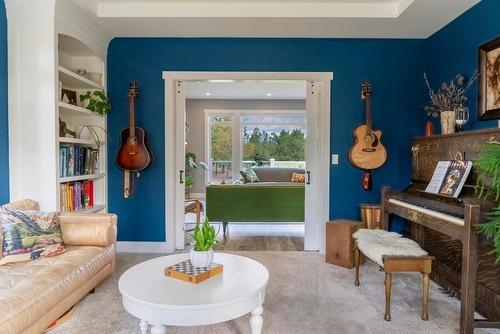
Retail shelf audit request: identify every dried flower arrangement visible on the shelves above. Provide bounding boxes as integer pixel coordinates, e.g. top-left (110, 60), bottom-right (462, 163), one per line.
top-left (422, 72), bottom-right (478, 117)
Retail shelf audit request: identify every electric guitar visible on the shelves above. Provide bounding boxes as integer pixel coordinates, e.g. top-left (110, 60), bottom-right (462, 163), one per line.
top-left (117, 81), bottom-right (153, 172)
top-left (348, 80), bottom-right (387, 191)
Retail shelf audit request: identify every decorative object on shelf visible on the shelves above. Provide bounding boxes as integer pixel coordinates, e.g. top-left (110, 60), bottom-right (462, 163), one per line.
top-left (76, 125), bottom-right (107, 148)
top-left (185, 152), bottom-right (207, 198)
top-left (188, 217), bottom-right (219, 268)
top-left (478, 36), bottom-right (500, 121)
top-left (423, 72), bottom-right (477, 134)
top-left (117, 81), bottom-right (153, 198)
top-left (348, 80), bottom-right (387, 191)
top-left (440, 110), bottom-right (456, 134)
top-left (475, 140), bottom-right (500, 261)
top-left (454, 104), bottom-right (469, 132)
top-left (61, 88), bottom-right (77, 106)
top-left (87, 72), bottom-right (103, 86)
top-left (165, 259), bottom-right (223, 284)
top-left (59, 118), bottom-right (76, 138)
top-left (80, 90), bottom-right (111, 115)
top-left (424, 120), bottom-right (434, 137)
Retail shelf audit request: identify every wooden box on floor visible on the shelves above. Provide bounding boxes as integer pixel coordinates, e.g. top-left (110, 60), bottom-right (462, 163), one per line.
top-left (325, 220), bottom-right (362, 269)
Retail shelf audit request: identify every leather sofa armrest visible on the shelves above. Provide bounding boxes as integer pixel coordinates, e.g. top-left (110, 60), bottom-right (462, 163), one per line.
top-left (59, 213), bottom-right (117, 247)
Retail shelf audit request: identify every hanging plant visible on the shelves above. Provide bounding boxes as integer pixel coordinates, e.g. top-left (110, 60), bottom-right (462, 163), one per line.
top-left (80, 90), bottom-right (111, 115)
top-left (475, 140), bottom-right (500, 262)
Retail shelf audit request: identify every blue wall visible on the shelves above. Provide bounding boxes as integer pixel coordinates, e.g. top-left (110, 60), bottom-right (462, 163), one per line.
top-left (107, 38), bottom-right (427, 242)
top-left (0, 0), bottom-right (8, 204)
top-left (426, 0), bottom-right (500, 130)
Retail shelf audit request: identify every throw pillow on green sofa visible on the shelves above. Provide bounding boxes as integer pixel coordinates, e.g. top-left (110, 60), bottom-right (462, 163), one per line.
top-left (240, 168), bottom-right (260, 183)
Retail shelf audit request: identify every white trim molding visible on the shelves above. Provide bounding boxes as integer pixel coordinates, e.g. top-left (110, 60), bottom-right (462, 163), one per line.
top-left (164, 71), bottom-right (332, 253)
top-left (116, 242), bottom-right (172, 253)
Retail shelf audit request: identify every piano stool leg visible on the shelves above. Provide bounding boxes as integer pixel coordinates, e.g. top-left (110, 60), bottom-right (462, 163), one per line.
top-left (354, 245), bottom-right (361, 286)
top-left (422, 272), bottom-right (430, 321)
top-left (384, 272), bottom-right (392, 321)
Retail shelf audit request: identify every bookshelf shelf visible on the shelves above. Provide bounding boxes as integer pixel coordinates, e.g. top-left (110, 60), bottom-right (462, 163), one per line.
top-left (58, 101), bottom-right (103, 117)
top-left (58, 65), bottom-right (103, 90)
top-left (59, 137), bottom-right (99, 146)
top-left (74, 204), bottom-right (106, 213)
top-left (59, 173), bottom-right (105, 183)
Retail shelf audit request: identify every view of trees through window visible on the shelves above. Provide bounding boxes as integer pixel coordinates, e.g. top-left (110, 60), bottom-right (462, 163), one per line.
top-left (209, 113), bottom-right (306, 182)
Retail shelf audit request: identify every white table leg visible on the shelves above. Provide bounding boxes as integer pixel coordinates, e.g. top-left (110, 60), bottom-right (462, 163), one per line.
top-left (139, 320), bottom-right (148, 334)
top-left (250, 305), bottom-right (263, 334)
top-left (151, 324), bottom-right (167, 334)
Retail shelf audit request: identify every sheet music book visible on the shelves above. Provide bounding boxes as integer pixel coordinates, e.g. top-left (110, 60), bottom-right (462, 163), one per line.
top-left (424, 160), bottom-right (473, 198)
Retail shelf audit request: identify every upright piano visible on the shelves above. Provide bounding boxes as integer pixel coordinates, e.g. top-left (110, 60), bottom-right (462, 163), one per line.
top-left (381, 128), bottom-right (500, 334)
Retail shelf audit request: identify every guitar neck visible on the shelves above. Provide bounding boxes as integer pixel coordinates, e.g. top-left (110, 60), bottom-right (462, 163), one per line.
top-left (128, 95), bottom-right (136, 137)
top-left (365, 94), bottom-right (372, 135)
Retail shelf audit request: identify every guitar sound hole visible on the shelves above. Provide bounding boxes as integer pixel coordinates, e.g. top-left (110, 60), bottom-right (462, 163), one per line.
top-left (128, 137), bottom-right (138, 145)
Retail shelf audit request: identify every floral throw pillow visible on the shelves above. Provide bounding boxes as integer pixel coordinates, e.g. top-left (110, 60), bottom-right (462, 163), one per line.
top-left (290, 172), bottom-right (306, 183)
top-left (240, 169), bottom-right (260, 183)
top-left (0, 209), bottom-right (65, 265)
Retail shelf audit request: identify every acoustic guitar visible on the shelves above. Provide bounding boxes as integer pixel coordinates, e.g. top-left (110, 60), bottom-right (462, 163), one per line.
top-left (348, 80), bottom-right (387, 191)
top-left (117, 81), bottom-right (153, 172)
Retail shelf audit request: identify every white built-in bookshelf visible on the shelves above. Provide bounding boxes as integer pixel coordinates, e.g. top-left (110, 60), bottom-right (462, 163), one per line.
top-left (57, 34), bottom-right (107, 213)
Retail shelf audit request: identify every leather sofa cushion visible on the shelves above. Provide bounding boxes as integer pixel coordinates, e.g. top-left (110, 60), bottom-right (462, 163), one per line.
top-left (0, 245), bottom-right (115, 334)
top-left (60, 213), bottom-right (117, 247)
top-left (252, 167), bottom-right (305, 182)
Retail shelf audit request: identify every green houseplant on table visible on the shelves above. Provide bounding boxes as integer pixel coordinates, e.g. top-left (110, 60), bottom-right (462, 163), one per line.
top-left (475, 140), bottom-right (500, 262)
top-left (188, 218), bottom-right (219, 267)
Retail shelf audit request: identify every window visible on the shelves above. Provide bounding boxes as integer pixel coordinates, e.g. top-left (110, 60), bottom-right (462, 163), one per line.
top-left (208, 115), bottom-right (233, 182)
top-left (206, 111), bottom-right (306, 183)
top-left (241, 114), bottom-right (306, 169)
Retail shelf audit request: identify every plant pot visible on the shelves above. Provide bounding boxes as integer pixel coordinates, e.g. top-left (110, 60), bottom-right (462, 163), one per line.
top-left (424, 120), bottom-right (434, 137)
top-left (189, 249), bottom-right (214, 268)
top-left (440, 110), bottom-right (456, 135)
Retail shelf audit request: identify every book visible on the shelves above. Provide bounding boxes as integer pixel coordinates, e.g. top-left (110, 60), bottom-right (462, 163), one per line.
top-left (424, 160), bottom-right (473, 198)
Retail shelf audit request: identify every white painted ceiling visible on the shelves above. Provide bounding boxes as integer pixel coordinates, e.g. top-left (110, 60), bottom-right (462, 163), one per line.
top-left (72, 0), bottom-right (480, 38)
top-left (185, 80), bottom-right (306, 100)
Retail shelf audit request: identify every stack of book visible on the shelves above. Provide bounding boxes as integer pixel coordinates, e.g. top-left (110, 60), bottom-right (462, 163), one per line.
top-left (60, 180), bottom-right (94, 212)
top-left (60, 145), bottom-right (99, 177)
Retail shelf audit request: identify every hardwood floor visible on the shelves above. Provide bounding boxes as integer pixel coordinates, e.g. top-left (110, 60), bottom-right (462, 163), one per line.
top-left (184, 221), bottom-right (304, 251)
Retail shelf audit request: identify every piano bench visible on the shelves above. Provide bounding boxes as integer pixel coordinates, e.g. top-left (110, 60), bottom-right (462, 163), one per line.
top-left (352, 229), bottom-right (434, 322)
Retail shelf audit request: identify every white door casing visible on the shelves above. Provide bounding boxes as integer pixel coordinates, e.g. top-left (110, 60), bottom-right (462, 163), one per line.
top-left (304, 81), bottom-right (320, 251)
top-left (163, 72), bottom-right (332, 253)
top-left (175, 81), bottom-right (187, 250)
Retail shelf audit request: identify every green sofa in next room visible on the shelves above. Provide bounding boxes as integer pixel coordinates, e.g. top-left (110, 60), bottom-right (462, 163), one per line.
top-left (205, 168), bottom-right (305, 234)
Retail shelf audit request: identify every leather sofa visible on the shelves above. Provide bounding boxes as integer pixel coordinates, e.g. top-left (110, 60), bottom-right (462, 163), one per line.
top-left (0, 199), bottom-right (117, 334)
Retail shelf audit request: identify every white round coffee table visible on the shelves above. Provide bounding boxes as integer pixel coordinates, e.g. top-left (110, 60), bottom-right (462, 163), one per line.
top-left (118, 253), bottom-right (269, 334)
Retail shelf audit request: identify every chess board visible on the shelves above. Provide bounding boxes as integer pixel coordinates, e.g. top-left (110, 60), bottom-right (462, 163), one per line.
top-left (165, 260), bottom-right (223, 284)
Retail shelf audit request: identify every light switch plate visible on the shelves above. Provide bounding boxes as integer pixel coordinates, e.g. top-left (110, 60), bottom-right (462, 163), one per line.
top-left (331, 154), bottom-right (339, 165)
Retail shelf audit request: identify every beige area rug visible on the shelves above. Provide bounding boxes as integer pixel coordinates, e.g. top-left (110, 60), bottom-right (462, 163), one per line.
top-left (48, 252), bottom-right (495, 334)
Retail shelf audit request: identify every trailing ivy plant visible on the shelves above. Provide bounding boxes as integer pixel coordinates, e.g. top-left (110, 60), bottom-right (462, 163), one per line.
top-left (80, 90), bottom-right (111, 115)
top-left (189, 217), bottom-right (219, 251)
top-left (475, 140), bottom-right (500, 262)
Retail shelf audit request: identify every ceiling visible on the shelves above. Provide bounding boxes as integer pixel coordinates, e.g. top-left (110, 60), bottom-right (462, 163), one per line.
top-left (72, 0), bottom-right (480, 38)
top-left (185, 80), bottom-right (306, 100)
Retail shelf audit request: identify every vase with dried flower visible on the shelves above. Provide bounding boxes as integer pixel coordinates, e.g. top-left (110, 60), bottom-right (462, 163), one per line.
top-left (423, 72), bottom-right (477, 135)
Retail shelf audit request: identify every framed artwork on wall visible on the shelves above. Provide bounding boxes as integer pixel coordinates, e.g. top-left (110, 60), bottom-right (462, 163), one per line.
top-left (478, 36), bottom-right (500, 120)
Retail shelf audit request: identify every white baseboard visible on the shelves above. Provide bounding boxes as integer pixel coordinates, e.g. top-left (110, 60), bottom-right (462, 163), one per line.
top-left (116, 241), bottom-right (174, 253)
top-left (188, 193), bottom-right (206, 199)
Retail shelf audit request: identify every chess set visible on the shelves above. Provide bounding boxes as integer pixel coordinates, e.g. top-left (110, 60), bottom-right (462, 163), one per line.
top-left (165, 260), bottom-right (223, 284)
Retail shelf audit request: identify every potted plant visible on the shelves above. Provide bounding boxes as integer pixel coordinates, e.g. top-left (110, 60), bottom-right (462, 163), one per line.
top-left (76, 125), bottom-right (107, 149)
top-left (475, 140), bottom-right (500, 262)
top-left (188, 217), bottom-right (219, 267)
top-left (423, 72), bottom-right (477, 135)
top-left (185, 152), bottom-right (207, 198)
top-left (80, 90), bottom-right (112, 115)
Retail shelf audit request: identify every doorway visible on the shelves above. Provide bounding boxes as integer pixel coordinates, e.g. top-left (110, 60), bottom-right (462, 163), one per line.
top-left (163, 72), bottom-right (332, 253)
